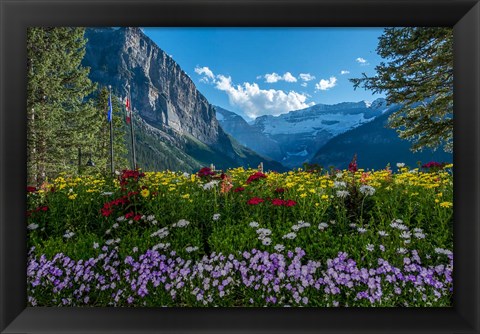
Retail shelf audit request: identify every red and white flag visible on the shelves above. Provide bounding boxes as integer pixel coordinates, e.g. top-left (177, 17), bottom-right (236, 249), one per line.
top-left (125, 98), bottom-right (131, 124)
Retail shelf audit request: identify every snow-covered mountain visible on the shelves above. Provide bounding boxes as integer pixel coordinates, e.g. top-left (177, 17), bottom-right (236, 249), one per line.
top-left (216, 98), bottom-right (393, 168)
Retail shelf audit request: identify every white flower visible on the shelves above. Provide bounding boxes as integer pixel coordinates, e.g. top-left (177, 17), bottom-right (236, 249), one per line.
top-left (132, 247), bottom-right (138, 253)
top-left (105, 229), bottom-right (111, 234)
top-left (274, 244), bottom-right (285, 252)
top-left (173, 219), bottom-right (190, 228)
top-left (93, 242), bottom-right (99, 249)
top-left (349, 223), bottom-right (357, 228)
top-left (335, 172), bottom-right (343, 179)
top-left (262, 238), bottom-right (272, 246)
top-left (114, 238), bottom-right (121, 243)
top-left (336, 190), bottom-right (349, 198)
top-left (434, 248), bottom-right (453, 255)
top-left (413, 228), bottom-right (423, 233)
top-left (202, 180), bottom-right (219, 190)
top-left (357, 227), bottom-right (367, 234)
top-left (366, 244), bottom-right (375, 252)
top-left (151, 220), bottom-right (158, 225)
top-left (282, 232), bottom-right (297, 240)
top-left (396, 247), bottom-right (408, 254)
top-left (146, 215), bottom-right (155, 221)
top-left (112, 223), bottom-right (119, 229)
top-left (400, 231), bottom-right (412, 239)
top-left (256, 228), bottom-right (272, 240)
top-left (414, 232), bottom-right (426, 239)
top-left (318, 222), bottom-right (329, 231)
top-left (378, 230), bottom-right (389, 237)
top-left (63, 231), bottom-right (75, 239)
top-left (292, 224), bottom-right (300, 232)
top-left (186, 246), bottom-right (199, 253)
top-left (333, 181), bottom-right (346, 188)
top-left (249, 221), bottom-right (259, 228)
top-left (116, 216), bottom-right (126, 222)
top-left (151, 227), bottom-right (169, 239)
top-left (27, 223), bottom-right (39, 230)
top-left (182, 172), bottom-right (190, 178)
top-left (213, 213), bottom-right (221, 221)
top-left (359, 185), bottom-right (376, 196)
top-left (396, 163), bottom-right (405, 168)
top-left (101, 191), bottom-right (114, 196)
top-left (105, 239), bottom-right (114, 245)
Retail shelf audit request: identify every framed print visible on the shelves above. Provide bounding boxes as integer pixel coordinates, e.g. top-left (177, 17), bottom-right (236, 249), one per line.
top-left (1, 0), bottom-right (479, 333)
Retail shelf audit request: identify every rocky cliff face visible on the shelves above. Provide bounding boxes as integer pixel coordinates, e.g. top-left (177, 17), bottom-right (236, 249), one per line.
top-left (84, 27), bottom-right (219, 145)
top-left (82, 27), bottom-right (285, 172)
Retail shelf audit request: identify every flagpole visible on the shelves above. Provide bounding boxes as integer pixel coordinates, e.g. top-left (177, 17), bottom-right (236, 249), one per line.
top-left (127, 84), bottom-right (137, 170)
top-left (108, 85), bottom-right (114, 174)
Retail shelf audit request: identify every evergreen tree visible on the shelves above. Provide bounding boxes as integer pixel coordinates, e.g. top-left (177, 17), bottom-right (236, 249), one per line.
top-left (27, 27), bottom-right (97, 185)
top-left (350, 27), bottom-right (453, 153)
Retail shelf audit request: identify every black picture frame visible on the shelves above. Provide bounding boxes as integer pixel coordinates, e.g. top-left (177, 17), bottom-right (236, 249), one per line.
top-left (1, 0), bottom-right (479, 333)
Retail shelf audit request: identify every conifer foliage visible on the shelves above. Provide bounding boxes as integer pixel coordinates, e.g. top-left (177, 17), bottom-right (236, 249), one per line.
top-left (27, 28), bottom-right (128, 185)
top-left (350, 28), bottom-right (453, 153)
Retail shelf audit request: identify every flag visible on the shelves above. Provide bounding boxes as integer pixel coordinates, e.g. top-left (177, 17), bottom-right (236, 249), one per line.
top-left (107, 92), bottom-right (113, 122)
top-left (125, 97), bottom-right (131, 124)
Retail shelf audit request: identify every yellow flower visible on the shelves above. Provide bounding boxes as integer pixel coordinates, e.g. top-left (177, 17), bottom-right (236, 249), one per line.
top-left (68, 194), bottom-right (77, 200)
top-left (140, 189), bottom-right (150, 198)
top-left (321, 195), bottom-right (329, 200)
top-left (181, 194), bottom-right (190, 199)
top-left (300, 193), bottom-right (307, 198)
top-left (440, 201), bottom-right (453, 208)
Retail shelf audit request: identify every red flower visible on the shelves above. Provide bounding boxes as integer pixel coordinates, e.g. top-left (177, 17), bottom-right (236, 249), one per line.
top-left (101, 207), bottom-right (113, 217)
top-left (348, 154), bottom-right (358, 173)
top-left (27, 186), bottom-right (37, 193)
top-left (197, 167), bottom-right (216, 178)
top-left (233, 187), bottom-right (245, 193)
top-left (246, 172), bottom-right (267, 184)
top-left (422, 161), bottom-right (443, 168)
top-left (284, 199), bottom-right (297, 207)
top-left (271, 198), bottom-right (285, 206)
top-left (125, 212), bottom-right (135, 219)
top-left (247, 197), bottom-right (264, 205)
top-left (133, 214), bottom-right (142, 221)
top-left (274, 187), bottom-right (285, 193)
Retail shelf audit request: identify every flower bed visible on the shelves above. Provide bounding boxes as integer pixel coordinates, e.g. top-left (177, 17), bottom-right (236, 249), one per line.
top-left (26, 163), bottom-right (454, 307)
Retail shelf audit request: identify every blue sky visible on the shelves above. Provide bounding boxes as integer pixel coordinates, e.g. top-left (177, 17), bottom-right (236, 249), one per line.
top-left (143, 27), bottom-right (386, 121)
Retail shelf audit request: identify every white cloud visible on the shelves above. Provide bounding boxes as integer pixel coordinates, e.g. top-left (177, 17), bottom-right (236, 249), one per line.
top-left (315, 77), bottom-right (337, 91)
top-left (194, 66), bottom-right (215, 80)
top-left (356, 58), bottom-right (368, 65)
top-left (299, 73), bottom-right (316, 81)
top-left (263, 72), bottom-right (297, 83)
top-left (264, 72), bottom-right (283, 83)
top-left (194, 66), bottom-right (313, 119)
top-left (283, 72), bottom-right (297, 83)
top-left (340, 70), bottom-right (350, 75)
top-left (301, 82), bottom-right (308, 87)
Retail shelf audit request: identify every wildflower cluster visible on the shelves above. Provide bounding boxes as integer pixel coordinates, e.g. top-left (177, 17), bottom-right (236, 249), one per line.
top-left (26, 162), bottom-right (453, 307)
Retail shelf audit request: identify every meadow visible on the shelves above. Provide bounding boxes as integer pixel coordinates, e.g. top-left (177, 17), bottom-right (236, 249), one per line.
top-left (26, 161), bottom-right (453, 307)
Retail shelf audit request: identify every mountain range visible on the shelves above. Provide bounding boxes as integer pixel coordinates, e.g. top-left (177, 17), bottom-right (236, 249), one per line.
top-left (83, 27), bottom-right (452, 172)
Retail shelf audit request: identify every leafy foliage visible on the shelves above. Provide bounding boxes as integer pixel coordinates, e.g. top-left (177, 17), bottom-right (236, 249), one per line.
top-left (350, 28), bottom-right (453, 153)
